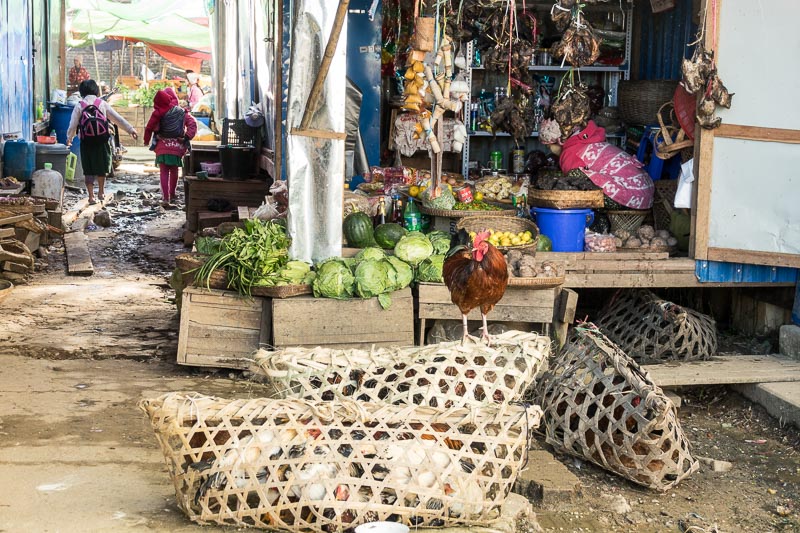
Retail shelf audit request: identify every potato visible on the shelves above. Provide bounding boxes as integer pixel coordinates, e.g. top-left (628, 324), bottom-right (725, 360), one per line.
top-left (656, 229), bottom-right (671, 240)
top-left (667, 237), bottom-right (678, 247)
top-left (625, 237), bottom-right (642, 248)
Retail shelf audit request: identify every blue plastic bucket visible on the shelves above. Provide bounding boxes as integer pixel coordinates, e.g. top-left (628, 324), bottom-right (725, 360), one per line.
top-left (531, 207), bottom-right (595, 252)
top-left (50, 103), bottom-right (81, 157)
top-left (2, 139), bottom-right (36, 181)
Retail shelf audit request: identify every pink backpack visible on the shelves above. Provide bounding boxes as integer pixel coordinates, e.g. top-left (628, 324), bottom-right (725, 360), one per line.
top-left (78, 97), bottom-right (110, 140)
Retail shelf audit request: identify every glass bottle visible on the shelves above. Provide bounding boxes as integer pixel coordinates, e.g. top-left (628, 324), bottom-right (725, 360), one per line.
top-left (373, 197), bottom-right (387, 227)
top-left (390, 195), bottom-right (404, 224)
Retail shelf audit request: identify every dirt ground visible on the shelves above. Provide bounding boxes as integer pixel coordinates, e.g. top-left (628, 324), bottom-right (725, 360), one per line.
top-left (1, 164), bottom-right (798, 532)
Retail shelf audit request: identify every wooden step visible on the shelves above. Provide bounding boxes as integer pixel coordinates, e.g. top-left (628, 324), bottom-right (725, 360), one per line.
top-left (644, 354), bottom-right (800, 387)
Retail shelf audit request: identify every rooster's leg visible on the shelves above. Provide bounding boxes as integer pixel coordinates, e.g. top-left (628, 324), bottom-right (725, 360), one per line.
top-left (481, 313), bottom-right (491, 345)
top-left (460, 313), bottom-right (469, 345)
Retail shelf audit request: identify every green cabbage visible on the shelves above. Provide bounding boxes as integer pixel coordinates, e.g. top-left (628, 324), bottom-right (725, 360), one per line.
top-left (277, 261), bottom-right (311, 284)
top-left (427, 231), bottom-right (452, 255)
top-left (312, 259), bottom-right (355, 299)
top-left (394, 234), bottom-right (434, 266)
top-left (385, 256), bottom-right (413, 290)
top-left (354, 247), bottom-right (386, 263)
top-left (417, 254), bottom-right (445, 282)
top-left (354, 259), bottom-right (390, 298)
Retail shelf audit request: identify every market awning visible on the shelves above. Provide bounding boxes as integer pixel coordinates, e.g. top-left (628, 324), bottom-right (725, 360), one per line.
top-left (67, 0), bottom-right (211, 69)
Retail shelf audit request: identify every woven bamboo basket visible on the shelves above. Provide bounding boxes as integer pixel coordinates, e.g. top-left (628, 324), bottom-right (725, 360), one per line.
top-left (528, 189), bottom-right (604, 209)
top-left (653, 180), bottom-right (678, 231)
top-left (617, 80), bottom-right (678, 126)
top-left (251, 284), bottom-right (312, 299)
top-left (533, 325), bottom-right (699, 491)
top-left (507, 275), bottom-right (565, 288)
top-left (419, 205), bottom-right (517, 218)
top-left (251, 331), bottom-right (550, 409)
top-left (0, 280), bottom-right (13, 304)
top-left (596, 290), bottom-right (718, 364)
top-left (607, 210), bottom-right (648, 235)
top-left (140, 393), bottom-right (540, 531)
top-left (456, 216), bottom-right (539, 252)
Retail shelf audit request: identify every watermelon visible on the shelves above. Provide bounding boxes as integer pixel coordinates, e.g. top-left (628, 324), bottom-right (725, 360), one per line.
top-left (536, 234), bottom-right (553, 252)
top-left (343, 211), bottom-right (376, 248)
top-left (374, 223), bottom-right (407, 250)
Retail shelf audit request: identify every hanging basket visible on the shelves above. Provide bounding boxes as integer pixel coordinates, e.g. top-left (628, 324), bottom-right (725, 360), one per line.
top-left (533, 325), bottom-right (699, 491)
top-left (595, 289), bottom-right (718, 364)
top-left (411, 16), bottom-right (437, 52)
top-left (140, 393), bottom-right (540, 531)
top-left (251, 331), bottom-right (550, 409)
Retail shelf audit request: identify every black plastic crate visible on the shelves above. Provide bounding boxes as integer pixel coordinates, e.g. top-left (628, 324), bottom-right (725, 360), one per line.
top-left (221, 118), bottom-right (257, 147)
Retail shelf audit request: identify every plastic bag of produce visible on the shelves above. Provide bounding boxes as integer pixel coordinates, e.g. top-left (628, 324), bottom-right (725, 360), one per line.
top-left (584, 231), bottom-right (616, 252)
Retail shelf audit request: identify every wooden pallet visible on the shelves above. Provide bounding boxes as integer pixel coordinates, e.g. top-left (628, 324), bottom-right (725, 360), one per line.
top-left (184, 177), bottom-right (270, 232)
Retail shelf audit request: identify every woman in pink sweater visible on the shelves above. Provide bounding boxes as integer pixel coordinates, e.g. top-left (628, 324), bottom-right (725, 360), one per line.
top-left (144, 88), bottom-right (197, 207)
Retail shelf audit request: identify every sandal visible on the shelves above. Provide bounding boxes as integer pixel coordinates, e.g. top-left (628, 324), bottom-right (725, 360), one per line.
top-left (88, 199), bottom-right (97, 205)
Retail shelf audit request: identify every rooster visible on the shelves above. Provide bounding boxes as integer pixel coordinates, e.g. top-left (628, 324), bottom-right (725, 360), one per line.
top-left (443, 229), bottom-right (509, 344)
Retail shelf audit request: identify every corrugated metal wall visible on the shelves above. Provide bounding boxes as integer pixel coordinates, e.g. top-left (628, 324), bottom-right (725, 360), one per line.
top-left (0, 0), bottom-right (33, 137)
top-left (633, 0), bottom-right (698, 80)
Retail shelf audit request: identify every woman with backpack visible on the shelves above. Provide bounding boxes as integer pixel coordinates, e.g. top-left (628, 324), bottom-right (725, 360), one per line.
top-left (143, 88), bottom-right (197, 208)
top-left (66, 80), bottom-right (139, 204)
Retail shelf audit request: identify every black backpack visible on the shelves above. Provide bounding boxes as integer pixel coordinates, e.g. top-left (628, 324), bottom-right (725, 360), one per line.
top-left (159, 106), bottom-right (186, 138)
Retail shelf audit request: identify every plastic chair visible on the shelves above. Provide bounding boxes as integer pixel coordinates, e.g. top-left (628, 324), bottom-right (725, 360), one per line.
top-left (636, 125), bottom-right (681, 181)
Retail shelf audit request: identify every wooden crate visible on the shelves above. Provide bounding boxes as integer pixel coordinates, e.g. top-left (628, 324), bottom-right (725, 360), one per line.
top-left (177, 287), bottom-right (270, 369)
top-left (416, 282), bottom-right (577, 346)
top-left (269, 288), bottom-right (414, 349)
top-left (184, 176), bottom-right (271, 232)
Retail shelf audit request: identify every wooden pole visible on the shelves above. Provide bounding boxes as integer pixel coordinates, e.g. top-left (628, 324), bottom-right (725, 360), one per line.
top-left (298, 0), bottom-right (350, 130)
top-left (129, 42), bottom-right (133, 76)
top-left (59, 0), bottom-right (66, 89)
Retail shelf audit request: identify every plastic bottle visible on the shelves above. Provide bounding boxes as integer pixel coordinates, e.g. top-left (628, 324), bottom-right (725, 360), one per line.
top-left (403, 199), bottom-right (422, 231)
top-left (31, 162), bottom-right (64, 204)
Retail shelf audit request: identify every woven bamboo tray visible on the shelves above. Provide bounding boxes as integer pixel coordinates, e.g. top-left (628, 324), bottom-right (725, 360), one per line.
top-left (456, 216), bottom-right (539, 252)
top-left (0, 280), bottom-right (13, 304)
top-left (507, 275), bottom-right (565, 288)
top-left (251, 284), bottom-right (312, 298)
top-left (596, 289), bottom-right (717, 364)
top-left (140, 393), bottom-right (540, 531)
top-left (419, 205), bottom-right (517, 218)
top-left (251, 331), bottom-right (550, 408)
top-left (534, 325), bottom-right (699, 491)
top-left (528, 189), bottom-right (604, 209)
top-left (607, 210), bottom-right (648, 234)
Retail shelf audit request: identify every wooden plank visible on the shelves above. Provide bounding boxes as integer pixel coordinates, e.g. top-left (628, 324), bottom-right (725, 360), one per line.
top-left (417, 282), bottom-right (557, 307)
top-left (707, 247), bottom-right (800, 269)
top-left (186, 306), bottom-right (263, 328)
top-left (238, 206), bottom-right (251, 220)
top-left (64, 231), bottom-right (93, 276)
top-left (645, 355), bottom-right (800, 387)
top-left (0, 228), bottom-right (14, 238)
top-left (568, 258), bottom-right (696, 272)
top-left (715, 124), bottom-right (800, 144)
top-left (418, 303), bottom-right (555, 323)
top-left (564, 272), bottom-right (701, 288)
top-left (557, 288), bottom-right (579, 323)
top-left (188, 289), bottom-right (264, 310)
top-left (271, 289), bottom-right (414, 347)
top-left (0, 213), bottom-right (32, 226)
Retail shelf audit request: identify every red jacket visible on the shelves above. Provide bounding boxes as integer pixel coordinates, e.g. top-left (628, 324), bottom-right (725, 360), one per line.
top-left (144, 88), bottom-right (197, 158)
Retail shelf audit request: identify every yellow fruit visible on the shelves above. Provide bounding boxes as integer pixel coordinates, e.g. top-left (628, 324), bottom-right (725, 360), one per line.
top-left (419, 186), bottom-right (427, 195)
top-left (501, 239), bottom-right (512, 247)
top-left (469, 231), bottom-right (477, 239)
top-left (447, 184), bottom-right (453, 191)
top-left (522, 234), bottom-right (532, 243)
top-left (511, 237), bottom-right (522, 245)
top-left (409, 185), bottom-right (420, 198)
top-left (475, 191), bottom-right (484, 201)
top-left (524, 231), bottom-right (532, 239)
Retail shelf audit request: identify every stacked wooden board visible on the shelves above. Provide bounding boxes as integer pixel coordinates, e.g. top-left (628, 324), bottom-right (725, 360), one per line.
top-left (184, 176), bottom-right (271, 233)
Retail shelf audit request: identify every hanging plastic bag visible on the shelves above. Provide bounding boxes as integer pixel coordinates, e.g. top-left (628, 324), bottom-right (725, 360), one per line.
top-left (674, 158), bottom-right (694, 209)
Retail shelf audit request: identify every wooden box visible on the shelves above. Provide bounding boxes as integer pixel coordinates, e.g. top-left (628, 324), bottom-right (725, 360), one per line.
top-left (184, 176), bottom-right (271, 232)
top-left (416, 282), bottom-right (577, 346)
top-left (269, 288), bottom-right (415, 349)
top-left (177, 287), bottom-right (270, 369)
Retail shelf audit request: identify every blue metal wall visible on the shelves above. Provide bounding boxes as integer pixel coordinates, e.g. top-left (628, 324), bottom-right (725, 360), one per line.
top-left (635, 0), bottom-right (697, 80)
top-left (696, 261), bottom-right (798, 285)
top-left (0, 0), bottom-right (33, 137)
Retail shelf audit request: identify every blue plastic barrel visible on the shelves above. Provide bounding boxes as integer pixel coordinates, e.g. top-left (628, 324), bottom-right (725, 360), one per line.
top-left (531, 207), bottom-right (595, 252)
top-left (50, 103), bottom-right (81, 158)
top-left (3, 139), bottom-right (37, 181)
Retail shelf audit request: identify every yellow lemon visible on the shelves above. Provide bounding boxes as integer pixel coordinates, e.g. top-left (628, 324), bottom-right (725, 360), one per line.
top-left (501, 238), bottom-right (512, 247)
top-left (511, 237), bottom-right (522, 246)
top-left (522, 233), bottom-right (532, 243)
top-left (409, 185), bottom-right (420, 198)
top-left (524, 231), bottom-right (532, 239)
top-left (475, 191), bottom-right (484, 201)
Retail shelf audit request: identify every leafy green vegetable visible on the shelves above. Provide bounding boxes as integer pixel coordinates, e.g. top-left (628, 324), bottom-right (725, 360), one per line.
top-left (417, 254), bottom-right (445, 282)
top-left (354, 247), bottom-right (386, 263)
top-left (195, 236), bottom-right (222, 255)
top-left (194, 219), bottom-right (291, 296)
top-left (377, 293), bottom-right (392, 310)
top-left (394, 234), bottom-right (434, 266)
top-left (427, 231), bottom-right (452, 255)
top-left (276, 261), bottom-right (311, 284)
top-left (312, 259), bottom-right (355, 299)
top-left (354, 259), bottom-right (390, 298)
top-left (385, 256), bottom-right (413, 290)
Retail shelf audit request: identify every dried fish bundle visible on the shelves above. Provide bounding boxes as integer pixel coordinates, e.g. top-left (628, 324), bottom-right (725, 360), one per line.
top-left (680, 44), bottom-right (715, 94)
top-left (552, 18), bottom-right (601, 68)
top-left (681, 42), bottom-right (734, 130)
top-left (551, 1), bottom-right (573, 32)
top-left (551, 81), bottom-right (591, 139)
top-left (491, 98), bottom-right (536, 143)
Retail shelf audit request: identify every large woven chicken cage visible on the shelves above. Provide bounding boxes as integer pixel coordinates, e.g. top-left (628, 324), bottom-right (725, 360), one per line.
top-left (140, 393), bottom-right (541, 531)
top-left (534, 325), bottom-right (698, 491)
top-left (595, 289), bottom-right (718, 364)
top-left (250, 331), bottom-right (551, 409)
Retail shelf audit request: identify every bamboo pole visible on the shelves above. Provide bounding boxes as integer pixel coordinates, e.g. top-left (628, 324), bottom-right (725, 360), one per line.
top-left (298, 0), bottom-right (350, 130)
